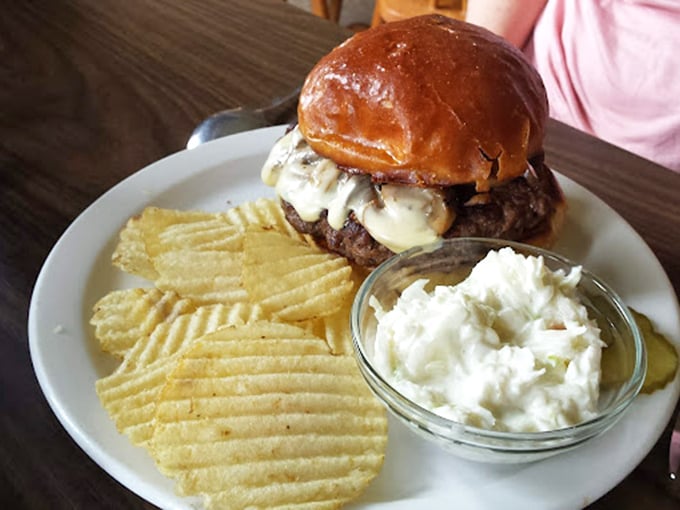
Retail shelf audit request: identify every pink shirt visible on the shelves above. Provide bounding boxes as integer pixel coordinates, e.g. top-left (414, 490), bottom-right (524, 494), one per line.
top-left (524, 0), bottom-right (680, 171)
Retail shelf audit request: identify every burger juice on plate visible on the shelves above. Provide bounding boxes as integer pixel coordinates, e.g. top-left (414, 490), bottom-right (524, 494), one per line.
top-left (369, 247), bottom-right (605, 433)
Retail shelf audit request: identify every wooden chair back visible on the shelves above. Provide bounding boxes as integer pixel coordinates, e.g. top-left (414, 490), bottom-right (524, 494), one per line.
top-left (371, 0), bottom-right (467, 27)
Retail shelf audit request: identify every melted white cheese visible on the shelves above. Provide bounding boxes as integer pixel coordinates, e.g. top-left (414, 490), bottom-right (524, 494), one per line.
top-left (370, 247), bottom-right (605, 433)
top-left (261, 126), bottom-right (454, 253)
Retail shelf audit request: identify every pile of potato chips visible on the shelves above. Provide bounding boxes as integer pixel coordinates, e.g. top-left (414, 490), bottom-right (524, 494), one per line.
top-left (92, 198), bottom-right (387, 510)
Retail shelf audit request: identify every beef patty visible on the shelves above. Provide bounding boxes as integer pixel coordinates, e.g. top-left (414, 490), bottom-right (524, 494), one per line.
top-left (281, 156), bottom-right (562, 268)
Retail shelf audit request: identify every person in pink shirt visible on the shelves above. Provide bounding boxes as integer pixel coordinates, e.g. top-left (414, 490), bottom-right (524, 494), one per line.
top-left (465, 0), bottom-right (680, 172)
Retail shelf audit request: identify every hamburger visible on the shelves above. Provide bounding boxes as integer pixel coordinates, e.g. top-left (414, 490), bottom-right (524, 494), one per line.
top-left (261, 14), bottom-right (565, 268)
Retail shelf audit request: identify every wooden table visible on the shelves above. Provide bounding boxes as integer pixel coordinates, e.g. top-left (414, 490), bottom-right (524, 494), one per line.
top-left (1, 0), bottom-right (678, 508)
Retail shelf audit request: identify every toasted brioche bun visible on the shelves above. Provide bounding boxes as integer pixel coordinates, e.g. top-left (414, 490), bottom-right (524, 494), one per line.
top-left (297, 15), bottom-right (548, 190)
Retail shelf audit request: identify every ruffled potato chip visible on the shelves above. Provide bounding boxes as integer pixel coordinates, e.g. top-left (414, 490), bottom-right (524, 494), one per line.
top-left (150, 321), bottom-right (387, 510)
top-left (91, 288), bottom-right (194, 357)
top-left (242, 228), bottom-right (353, 322)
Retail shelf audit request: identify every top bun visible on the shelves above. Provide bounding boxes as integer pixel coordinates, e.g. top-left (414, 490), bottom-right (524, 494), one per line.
top-left (297, 15), bottom-right (548, 189)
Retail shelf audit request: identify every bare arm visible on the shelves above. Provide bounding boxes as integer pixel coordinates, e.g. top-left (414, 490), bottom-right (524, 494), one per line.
top-left (465, 0), bottom-right (548, 48)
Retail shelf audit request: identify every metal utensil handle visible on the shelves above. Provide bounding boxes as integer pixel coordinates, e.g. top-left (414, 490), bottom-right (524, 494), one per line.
top-left (254, 85), bottom-right (302, 113)
top-left (254, 85), bottom-right (302, 125)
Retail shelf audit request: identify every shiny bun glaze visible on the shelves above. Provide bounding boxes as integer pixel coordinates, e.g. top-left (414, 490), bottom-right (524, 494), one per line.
top-left (297, 15), bottom-right (549, 189)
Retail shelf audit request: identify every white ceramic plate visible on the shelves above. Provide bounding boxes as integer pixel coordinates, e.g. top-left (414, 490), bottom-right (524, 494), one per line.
top-left (29, 126), bottom-right (680, 510)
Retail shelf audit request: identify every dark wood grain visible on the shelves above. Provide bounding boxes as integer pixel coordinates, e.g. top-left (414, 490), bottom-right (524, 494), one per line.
top-left (0, 1), bottom-right (678, 509)
top-left (545, 121), bottom-right (680, 299)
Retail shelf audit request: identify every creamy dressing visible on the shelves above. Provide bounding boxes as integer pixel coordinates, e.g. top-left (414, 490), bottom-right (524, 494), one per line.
top-left (370, 247), bottom-right (605, 433)
top-left (261, 126), bottom-right (454, 253)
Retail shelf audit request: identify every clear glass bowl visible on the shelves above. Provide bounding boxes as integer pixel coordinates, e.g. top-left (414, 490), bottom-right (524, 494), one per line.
top-left (351, 238), bottom-right (646, 463)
